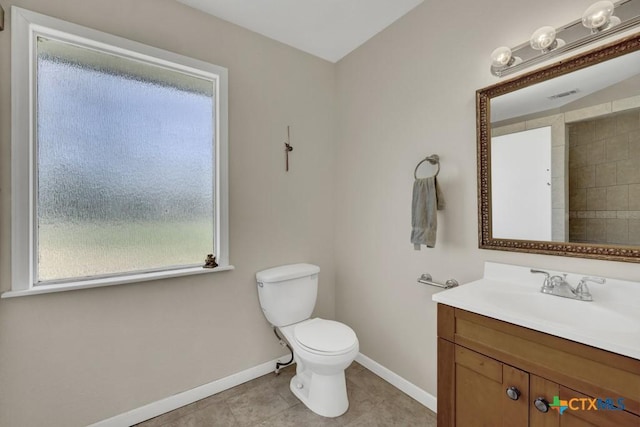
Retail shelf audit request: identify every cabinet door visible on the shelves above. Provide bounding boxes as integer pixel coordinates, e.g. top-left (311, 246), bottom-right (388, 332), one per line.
top-left (558, 386), bottom-right (640, 427)
top-left (454, 345), bottom-right (529, 427)
top-left (530, 375), bottom-right (559, 427)
top-left (530, 376), bottom-right (640, 427)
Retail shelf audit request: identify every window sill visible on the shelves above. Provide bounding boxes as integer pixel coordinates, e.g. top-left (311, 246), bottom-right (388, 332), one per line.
top-left (1, 265), bottom-right (235, 298)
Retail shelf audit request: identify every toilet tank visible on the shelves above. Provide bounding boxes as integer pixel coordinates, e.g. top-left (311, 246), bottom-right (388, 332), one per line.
top-left (256, 263), bottom-right (320, 327)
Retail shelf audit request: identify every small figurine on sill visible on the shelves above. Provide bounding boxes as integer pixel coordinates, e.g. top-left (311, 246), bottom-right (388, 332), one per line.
top-left (203, 254), bottom-right (218, 268)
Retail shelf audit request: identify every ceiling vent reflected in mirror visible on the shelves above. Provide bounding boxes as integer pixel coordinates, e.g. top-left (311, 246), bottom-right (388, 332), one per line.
top-left (547, 89), bottom-right (580, 100)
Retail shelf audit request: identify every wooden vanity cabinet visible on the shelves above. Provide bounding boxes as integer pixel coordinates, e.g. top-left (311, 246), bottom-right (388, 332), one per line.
top-left (437, 304), bottom-right (640, 427)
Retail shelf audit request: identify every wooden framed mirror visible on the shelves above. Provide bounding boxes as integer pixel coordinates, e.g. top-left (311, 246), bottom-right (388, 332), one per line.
top-left (477, 33), bottom-right (640, 262)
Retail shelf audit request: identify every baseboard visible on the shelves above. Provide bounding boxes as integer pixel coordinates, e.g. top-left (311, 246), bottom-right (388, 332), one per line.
top-left (355, 353), bottom-right (437, 413)
top-left (90, 352), bottom-right (436, 426)
top-left (88, 355), bottom-right (291, 427)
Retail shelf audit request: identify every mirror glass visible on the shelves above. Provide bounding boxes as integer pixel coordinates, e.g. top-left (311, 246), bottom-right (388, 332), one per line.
top-left (478, 35), bottom-right (640, 261)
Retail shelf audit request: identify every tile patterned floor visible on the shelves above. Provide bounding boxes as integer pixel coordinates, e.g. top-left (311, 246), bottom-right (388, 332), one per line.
top-left (135, 362), bottom-right (437, 426)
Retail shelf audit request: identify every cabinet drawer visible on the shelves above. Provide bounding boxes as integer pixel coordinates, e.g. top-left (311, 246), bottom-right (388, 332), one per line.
top-left (455, 345), bottom-right (501, 382)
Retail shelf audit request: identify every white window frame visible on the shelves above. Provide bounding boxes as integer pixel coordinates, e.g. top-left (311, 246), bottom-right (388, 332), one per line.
top-left (5, 7), bottom-right (232, 298)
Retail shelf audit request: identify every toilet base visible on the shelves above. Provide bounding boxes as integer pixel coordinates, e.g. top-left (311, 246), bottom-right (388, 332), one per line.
top-left (276, 319), bottom-right (358, 418)
top-left (289, 371), bottom-right (349, 418)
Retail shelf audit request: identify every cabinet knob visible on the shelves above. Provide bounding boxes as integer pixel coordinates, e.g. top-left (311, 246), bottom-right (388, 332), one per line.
top-left (534, 397), bottom-right (550, 413)
top-left (506, 386), bottom-right (521, 400)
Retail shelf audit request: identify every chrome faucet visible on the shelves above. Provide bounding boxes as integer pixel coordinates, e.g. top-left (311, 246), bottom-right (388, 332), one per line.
top-left (530, 269), bottom-right (605, 301)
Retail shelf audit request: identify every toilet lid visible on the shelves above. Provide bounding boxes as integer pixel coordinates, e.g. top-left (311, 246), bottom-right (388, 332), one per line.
top-left (294, 319), bottom-right (357, 353)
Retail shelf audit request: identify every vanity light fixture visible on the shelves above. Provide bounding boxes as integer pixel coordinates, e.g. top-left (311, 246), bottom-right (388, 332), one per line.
top-left (489, 0), bottom-right (640, 77)
top-left (529, 26), bottom-right (565, 52)
top-left (490, 46), bottom-right (514, 67)
top-left (490, 46), bottom-right (523, 75)
top-left (489, 46), bottom-right (523, 75)
top-left (582, 1), bottom-right (621, 32)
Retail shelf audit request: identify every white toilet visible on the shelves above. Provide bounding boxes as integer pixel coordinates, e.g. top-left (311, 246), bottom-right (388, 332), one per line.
top-left (256, 263), bottom-right (359, 418)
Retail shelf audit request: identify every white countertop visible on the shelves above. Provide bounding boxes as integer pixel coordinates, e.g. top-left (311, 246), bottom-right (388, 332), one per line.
top-left (432, 262), bottom-right (640, 360)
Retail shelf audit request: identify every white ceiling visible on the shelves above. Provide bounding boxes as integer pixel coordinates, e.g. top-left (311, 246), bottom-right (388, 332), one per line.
top-left (491, 50), bottom-right (640, 123)
top-left (177, 0), bottom-right (424, 62)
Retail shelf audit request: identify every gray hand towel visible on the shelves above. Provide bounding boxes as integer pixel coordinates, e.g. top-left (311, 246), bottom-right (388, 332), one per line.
top-left (411, 177), bottom-right (445, 249)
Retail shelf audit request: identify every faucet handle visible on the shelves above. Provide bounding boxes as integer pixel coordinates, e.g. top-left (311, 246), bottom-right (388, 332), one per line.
top-left (530, 269), bottom-right (552, 291)
top-left (574, 281), bottom-right (590, 299)
top-left (575, 276), bottom-right (603, 301)
top-left (530, 269), bottom-right (549, 277)
top-left (580, 276), bottom-right (606, 285)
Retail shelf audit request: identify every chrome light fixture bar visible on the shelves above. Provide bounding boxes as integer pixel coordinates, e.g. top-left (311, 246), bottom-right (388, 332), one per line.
top-left (490, 0), bottom-right (640, 77)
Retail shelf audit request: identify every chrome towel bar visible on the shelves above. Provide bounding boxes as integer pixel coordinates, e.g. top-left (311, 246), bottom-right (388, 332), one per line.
top-left (417, 273), bottom-right (459, 289)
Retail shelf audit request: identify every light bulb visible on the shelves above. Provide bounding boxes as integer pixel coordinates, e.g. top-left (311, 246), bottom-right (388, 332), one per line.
top-left (530, 26), bottom-right (557, 52)
top-left (582, 1), bottom-right (619, 32)
top-left (490, 46), bottom-right (513, 68)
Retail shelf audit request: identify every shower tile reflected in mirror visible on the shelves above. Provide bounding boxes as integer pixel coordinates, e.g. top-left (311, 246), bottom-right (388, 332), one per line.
top-left (568, 108), bottom-right (640, 245)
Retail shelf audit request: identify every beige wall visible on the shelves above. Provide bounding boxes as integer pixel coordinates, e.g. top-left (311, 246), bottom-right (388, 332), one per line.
top-left (0, 1), bottom-right (336, 426)
top-left (334, 0), bottom-right (640, 401)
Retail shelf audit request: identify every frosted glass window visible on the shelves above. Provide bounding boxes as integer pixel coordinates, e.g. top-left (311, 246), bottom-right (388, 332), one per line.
top-left (10, 8), bottom-right (228, 296)
top-left (36, 37), bottom-right (215, 283)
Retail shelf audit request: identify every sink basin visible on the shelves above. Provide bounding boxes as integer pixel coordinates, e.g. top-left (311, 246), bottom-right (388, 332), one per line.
top-left (432, 262), bottom-right (640, 360)
top-left (483, 284), bottom-right (637, 334)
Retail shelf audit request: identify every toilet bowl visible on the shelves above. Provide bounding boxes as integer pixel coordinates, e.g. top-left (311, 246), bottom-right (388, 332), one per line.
top-left (279, 318), bottom-right (359, 417)
top-left (256, 263), bottom-right (359, 417)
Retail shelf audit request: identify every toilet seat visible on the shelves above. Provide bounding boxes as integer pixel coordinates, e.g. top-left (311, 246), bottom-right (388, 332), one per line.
top-left (294, 319), bottom-right (357, 355)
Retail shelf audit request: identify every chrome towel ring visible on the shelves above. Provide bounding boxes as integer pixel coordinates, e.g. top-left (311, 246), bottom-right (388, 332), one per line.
top-left (414, 154), bottom-right (440, 179)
